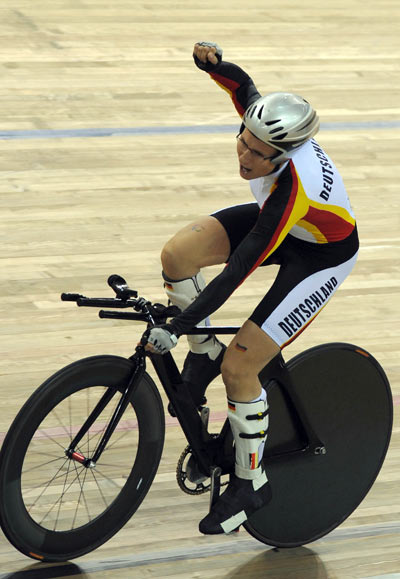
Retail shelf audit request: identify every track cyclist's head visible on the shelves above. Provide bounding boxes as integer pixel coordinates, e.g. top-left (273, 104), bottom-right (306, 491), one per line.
top-left (237, 92), bottom-right (319, 180)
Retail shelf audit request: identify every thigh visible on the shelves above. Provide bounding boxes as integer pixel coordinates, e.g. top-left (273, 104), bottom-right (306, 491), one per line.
top-left (249, 231), bottom-right (359, 348)
top-left (212, 202), bottom-right (260, 257)
top-left (161, 215), bottom-right (231, 278)
top-left (162, 203), bottom-right (261, 279)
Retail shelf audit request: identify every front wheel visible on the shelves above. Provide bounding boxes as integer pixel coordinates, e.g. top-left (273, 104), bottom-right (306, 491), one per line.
top-left (0, 355), bottom-right (165, 562)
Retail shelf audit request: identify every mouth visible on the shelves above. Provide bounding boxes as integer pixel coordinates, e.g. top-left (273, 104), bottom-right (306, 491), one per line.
top-left (240, 164), bottom-right (252, 176)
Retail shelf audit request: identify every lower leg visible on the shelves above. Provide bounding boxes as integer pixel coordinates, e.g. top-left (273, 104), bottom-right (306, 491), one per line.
top-left (199, 323), bottom-right (279, 534)
top-left (199, 390), bottom-right (271, 534)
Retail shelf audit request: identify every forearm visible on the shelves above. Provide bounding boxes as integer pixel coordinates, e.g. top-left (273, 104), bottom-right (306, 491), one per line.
top-left (208, 62), bottom-right (261, 116)
top-left (168, 229), bottom-right (275, 336)
top-left (193, 47), bottom-right (260, 117)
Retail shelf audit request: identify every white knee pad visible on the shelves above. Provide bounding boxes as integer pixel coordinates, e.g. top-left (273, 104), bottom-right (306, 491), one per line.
top-left (163, 272), bottom-right (207, 312)
top-left (163, 272), bottom-right (218, 354)
top-left (228, 392), bottom-right (269, 481)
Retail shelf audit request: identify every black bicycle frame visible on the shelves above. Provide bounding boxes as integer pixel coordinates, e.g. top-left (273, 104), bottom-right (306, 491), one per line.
top-left (151, 326), bottom-right (326, 474)
top-left (65, 350), bottom-right (146, 466)
top-left (62, 291), bottom-right (325, 472)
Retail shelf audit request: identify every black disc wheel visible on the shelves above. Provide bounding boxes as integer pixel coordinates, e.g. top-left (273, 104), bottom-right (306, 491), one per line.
top-left (0, 355), bottom-right (165, 562)
top-left (244, 343), bottom-right (393, 547)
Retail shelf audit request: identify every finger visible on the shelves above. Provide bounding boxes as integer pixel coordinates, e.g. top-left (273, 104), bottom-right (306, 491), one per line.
top-left (194, 44), bottom-right (215, 64)
top-left (198, 47), bottom-right (209, 63)
top-left (193, 44), bottom-right (207, 62)
top-left (207, 51), bottom-right (218, 64)
top-left (144, 343), bottom-right (156, 353)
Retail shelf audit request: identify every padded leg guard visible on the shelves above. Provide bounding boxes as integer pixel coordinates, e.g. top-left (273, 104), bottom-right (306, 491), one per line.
top-left (198, 393), bottom-right (271, 535)
top-left (228, 393), bottom-right (269, 480)
top-left (163, 271), bottom-right (222, 357)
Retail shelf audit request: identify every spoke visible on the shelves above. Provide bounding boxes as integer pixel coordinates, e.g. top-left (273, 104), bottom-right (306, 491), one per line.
top-left (20, 386), bottom-right (138, 532)
top-left (37, 462), bottom-right (83, 527)
top-left (91, 466), bottom-right (125, 490)
top-left (76, 401), bottom-right (132, 460)
top-left (34, 428), bottom-right (70, 452)
top-left (22, 455), bottom-right (67, 475)
top-left (77, 421), bottom-right (109, 454)
top-left (47, 406), bottom-right (74, 441)
top-left (89, 468), bottom-right (111, 509)
top-left (71, 466), bottom-right (90, 529)
top-left (24, 457), bottom-right (71, 509)
top-left (26, 465), bottom-right (81, 494)
top-left (76, 471), bottom-right (92, 527)
top-left (101, 428), bottom-right (135, 452)
top-left (94, 461), bottom-right (131, 469)
top-left (53, 457), bottom-right (74, 530)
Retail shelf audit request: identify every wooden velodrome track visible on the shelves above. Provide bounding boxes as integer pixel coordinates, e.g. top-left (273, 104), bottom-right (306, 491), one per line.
top-left (0, 1), bottom-right (399, 577)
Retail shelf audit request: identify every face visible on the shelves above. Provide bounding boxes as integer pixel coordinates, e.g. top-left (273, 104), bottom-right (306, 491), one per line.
top-left (236, 128), bottom-right (279, 180)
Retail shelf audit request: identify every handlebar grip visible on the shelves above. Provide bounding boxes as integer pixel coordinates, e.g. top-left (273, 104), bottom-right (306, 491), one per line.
top-left (61, 293), bottom-right (83, 302)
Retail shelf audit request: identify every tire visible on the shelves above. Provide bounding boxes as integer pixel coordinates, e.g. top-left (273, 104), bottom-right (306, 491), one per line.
top-left (244, 343), bottom-right (393, 547)
top-left (0, 355), bottom-right (165, 562)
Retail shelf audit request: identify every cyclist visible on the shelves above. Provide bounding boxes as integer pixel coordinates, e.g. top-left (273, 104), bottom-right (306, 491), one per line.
top-left (142, 41), bottom-right (359, 535)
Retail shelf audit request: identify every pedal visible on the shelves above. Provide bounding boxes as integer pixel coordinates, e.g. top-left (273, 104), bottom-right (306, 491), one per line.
top-left (186, 454), bottom-right (208, 484)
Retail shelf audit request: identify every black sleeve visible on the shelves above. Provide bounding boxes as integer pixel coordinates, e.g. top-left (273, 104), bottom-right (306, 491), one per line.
top-left (194, 55), bottom-right (261, 117)
top-left (169, 164), bottom-right (308, 336)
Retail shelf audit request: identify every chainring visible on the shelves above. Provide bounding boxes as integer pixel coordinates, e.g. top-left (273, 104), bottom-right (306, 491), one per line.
top-left (176, 441), bottom-right (229, 496)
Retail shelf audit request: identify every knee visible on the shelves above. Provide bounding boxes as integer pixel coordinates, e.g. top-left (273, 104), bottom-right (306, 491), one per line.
top-left (221, 357), bottom-right (248, 393)
top-left (161, 236), bottom-right (192, 278)
top-left (160, 238), bottom-right (179, 275)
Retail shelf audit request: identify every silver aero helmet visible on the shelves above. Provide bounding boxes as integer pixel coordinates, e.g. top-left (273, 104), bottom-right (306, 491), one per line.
top-left (243, 92), bottom-right (320, 164)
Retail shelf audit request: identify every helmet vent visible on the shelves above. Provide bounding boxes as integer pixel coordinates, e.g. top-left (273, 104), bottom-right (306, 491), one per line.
top-left (271, 132), bottom-right (288, 141)
top-left (248, 105), bottom-right (257, 119)
top-left (269, 126), bottom-right (284, 134)
top-left (257, 105), bottom-right (264, 119)
top-left (264, 119), bottom-right (281, 126)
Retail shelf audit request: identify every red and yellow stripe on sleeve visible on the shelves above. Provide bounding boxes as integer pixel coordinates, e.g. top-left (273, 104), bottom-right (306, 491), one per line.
top-left (210, 72), bottom-right (246, 117)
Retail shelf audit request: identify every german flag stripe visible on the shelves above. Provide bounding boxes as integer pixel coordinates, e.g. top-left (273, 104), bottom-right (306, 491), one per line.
top-left (302, 206), bottom-right (355, 242)
top-left (210, 73), bottom-right (245, 116)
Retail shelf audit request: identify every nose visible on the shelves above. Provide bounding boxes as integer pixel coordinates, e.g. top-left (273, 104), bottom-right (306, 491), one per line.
top-left (238, 147), bottom-right (252, 165)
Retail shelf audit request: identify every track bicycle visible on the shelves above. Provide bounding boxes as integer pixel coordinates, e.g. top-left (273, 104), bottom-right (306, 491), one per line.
top-left (0, 275), bottom-right (393, 562)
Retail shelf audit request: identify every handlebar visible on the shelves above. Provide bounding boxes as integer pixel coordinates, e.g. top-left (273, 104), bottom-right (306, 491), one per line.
top-left (61, 275), bottom-right (180, 324)
top-left (61, 274), bottom-right (240, 335)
